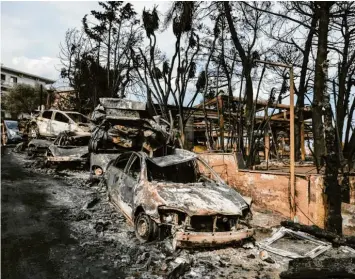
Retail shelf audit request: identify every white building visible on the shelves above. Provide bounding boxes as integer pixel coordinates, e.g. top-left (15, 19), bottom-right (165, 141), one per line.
top-left (1, 65), bottom-right (55, 95)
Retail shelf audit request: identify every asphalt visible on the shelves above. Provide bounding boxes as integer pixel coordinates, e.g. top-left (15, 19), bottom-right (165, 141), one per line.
top-left (1, 148), bottom-right (127, 279)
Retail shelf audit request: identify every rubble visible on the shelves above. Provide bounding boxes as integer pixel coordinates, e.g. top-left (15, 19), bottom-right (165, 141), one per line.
top-left (257, 227), bottom-right (332, 259)
top-left (167, 256), bottom-right (192, 279)
top-left (281, 220), bottom-right (355, 249)
top-left (89, 98), bottom-right (172, 155)
top-left (280, 257), bottom-right (355, 279)
top-left (5, 137), bottom-right (354, 279)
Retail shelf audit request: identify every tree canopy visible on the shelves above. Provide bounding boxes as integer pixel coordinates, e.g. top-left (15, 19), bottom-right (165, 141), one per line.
top-left (2, 84), bottom-right (45, 116)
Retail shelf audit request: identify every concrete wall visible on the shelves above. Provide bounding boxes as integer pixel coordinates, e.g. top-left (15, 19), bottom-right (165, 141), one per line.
top-left (199, 152), bottom-right (355, 232)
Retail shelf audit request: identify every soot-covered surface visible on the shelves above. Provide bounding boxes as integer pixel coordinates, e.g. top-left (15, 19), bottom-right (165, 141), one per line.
top-left (2, 146), bottom-right (353, 279)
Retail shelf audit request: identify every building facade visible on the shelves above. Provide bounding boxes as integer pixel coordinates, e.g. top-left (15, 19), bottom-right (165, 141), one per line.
top-left (1, 65), bottom-right (55, 95)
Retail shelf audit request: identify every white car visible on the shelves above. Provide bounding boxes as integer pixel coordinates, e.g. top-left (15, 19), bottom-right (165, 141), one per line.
top-left (29, 110), bottom-right (92, 138)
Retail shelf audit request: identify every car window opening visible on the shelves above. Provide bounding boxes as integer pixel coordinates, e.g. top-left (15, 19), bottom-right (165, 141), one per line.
top-left (66, 113), bottom-right (88, 124)
top-left (127, 157), bottom-right (141, 180)
top-left (147, 159), bottom-right (200, 183)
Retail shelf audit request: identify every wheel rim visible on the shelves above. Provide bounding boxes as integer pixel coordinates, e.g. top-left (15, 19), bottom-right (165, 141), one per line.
top-left (137, 219), bottom-right (149, 238)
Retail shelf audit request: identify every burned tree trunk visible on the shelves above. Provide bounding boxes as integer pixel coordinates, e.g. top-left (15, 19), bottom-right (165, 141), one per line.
top-left (295, 15), bottom-right (317, 161)
top-left (223, 1), bottom-right (254, 166)
top-left (312, 5), bottom-right (326, 171)
top-left (313, 2), bottom-right (341, 234)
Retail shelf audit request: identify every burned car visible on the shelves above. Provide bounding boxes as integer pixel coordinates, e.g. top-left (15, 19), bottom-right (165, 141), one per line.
top-left (90, 152), bottom-right (121, 179)
top-left (46, 131), bottom-right (90, 165)
top-left (89, 98), bottom-right (171, 155)
top-left (105, 149), bottom-right (254, 249)
top-left (27, 138), bottom-right (52, 158)
top-left (29, 110), bottom-right (92, 139)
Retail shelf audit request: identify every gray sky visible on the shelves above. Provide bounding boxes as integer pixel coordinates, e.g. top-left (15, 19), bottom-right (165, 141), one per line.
top-left (1, 1), bottom-right (174, 84)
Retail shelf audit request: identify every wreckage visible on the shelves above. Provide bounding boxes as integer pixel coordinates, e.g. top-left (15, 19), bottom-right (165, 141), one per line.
top-left (89, 98), bottom-right (171, 154)
top-left (27, 138), bottom-right (52, 158)
top-left (88, 98), bottom-right (173, 177)
top-left (105, 148), bottom-right (254, 249)
top-left (46, 131), bottom-right (90, 164)
top-left (29, 109), bottom-right (92, 139)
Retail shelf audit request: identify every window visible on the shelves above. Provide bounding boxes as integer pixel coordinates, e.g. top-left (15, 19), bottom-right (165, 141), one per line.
top-left (114, 154), bottom-right (131, 170)
top-left (42, 111), bottom-right (53, 119)
top-left (10, 76), bottom-right (17, 84)
top-left (126, 156), bottom-right (141, 180)
top-left (147, 159), bottom-right (199, 183)
top-left (66, 113), bottom-right (88, 123)
top-left (1, 74), bottom-right (5, 81)
top-left (54, 112), bottom-right (70, 123)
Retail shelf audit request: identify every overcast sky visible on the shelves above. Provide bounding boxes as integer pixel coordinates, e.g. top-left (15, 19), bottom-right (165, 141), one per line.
top-left (1, 1), bottom-right (173, 85)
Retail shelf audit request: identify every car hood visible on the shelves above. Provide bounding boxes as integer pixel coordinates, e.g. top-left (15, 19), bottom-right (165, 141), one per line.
top-left (29, 139), bottom-right (52, 148)
top-left (151, 181), bottom-right (249, 216)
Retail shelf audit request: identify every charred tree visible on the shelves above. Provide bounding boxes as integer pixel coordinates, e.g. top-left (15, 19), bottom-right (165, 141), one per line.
top-left (313, 1), bottom-right (341, 234)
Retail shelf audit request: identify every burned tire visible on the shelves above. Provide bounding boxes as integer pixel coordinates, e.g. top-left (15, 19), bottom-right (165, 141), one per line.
top-left (134, 212), bottom-right (158, 243)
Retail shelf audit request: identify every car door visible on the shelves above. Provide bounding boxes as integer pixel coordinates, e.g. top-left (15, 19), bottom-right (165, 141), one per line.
top-left (108, 153), bottom-right (140, 219)
top-left (51, 112), bottom-right (70, 136)
top-left (120, 154), bottom-right (141, 208)
top-left (37, 111), bottom-right (52, 136)
top-left (107, 153), bottom-right (133, 216)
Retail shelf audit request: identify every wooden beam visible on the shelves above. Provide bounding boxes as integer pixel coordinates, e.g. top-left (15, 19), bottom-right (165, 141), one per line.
top-left (217, 95), bottom-right (225, 151)
top-left (301, 121), bottom-right (306, 161)
top-left (265, 127), bottom-right (270, 163)
top-left (290, 68), bottom-right (296, 220)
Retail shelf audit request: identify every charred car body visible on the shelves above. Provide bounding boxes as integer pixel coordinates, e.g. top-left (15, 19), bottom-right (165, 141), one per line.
top-left (89, 98), bottom-right (172, 178)
top-left (27, 138), bottom-right (52, 158)
top-left (46, 131), bottom-right (90, 165)
top-left (29, 110), bottom-right (92, 139)
top-left (105, 148), bottom-right (254, 249)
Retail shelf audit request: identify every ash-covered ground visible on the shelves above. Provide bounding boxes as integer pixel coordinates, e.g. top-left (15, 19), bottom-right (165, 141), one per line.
top-left (2, 146), bottom-right (354, 279)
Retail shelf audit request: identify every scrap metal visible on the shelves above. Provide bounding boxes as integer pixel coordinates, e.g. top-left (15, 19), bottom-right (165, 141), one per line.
top-left (257, 227), bottom-right (331, 259)
top-left (46, 131), bottom-right (90, 163)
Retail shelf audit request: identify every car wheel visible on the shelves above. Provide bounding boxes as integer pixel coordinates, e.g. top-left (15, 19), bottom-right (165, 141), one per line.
top-left (29, 124), bottom-right (39, 139)
top-left (134, 212), bottom-right (158, 243)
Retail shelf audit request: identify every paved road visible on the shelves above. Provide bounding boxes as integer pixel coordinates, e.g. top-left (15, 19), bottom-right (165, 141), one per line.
top-left (1, 149), bottom-right (79, 278)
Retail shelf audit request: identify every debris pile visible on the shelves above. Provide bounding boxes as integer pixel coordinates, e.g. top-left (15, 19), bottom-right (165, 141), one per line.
top-left (89, 98), bottom-right (172, 155)
top-left (8, 149), bottom-right (355, 278)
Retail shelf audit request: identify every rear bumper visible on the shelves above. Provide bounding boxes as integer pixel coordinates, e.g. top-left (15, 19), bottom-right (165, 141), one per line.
top-left (173, 229), bottom-right (254, 249)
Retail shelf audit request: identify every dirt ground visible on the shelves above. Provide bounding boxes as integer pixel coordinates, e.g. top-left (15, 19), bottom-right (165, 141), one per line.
top-left (2, 146), bottom-right (354, 279)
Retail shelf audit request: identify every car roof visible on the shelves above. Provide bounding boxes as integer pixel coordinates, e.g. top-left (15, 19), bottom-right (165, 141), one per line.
top-left (42, 110), bottom-right (83, 114)
top-left (119, 149), bottom-right (197, 167)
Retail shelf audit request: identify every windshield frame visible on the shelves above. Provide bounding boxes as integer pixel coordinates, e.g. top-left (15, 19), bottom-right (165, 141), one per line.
top-left (4, 120), bottom-right (19, 130)
top-left (65, 112), bottom-right (89, 124)
top-left (144, 156), bottom-right (225, 185)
